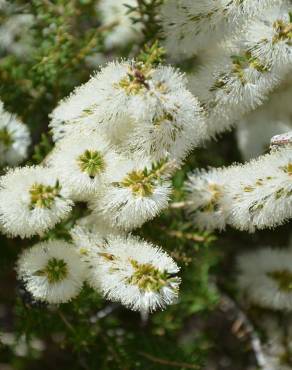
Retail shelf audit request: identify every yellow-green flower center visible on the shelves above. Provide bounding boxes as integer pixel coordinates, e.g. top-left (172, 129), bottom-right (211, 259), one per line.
top-left (117, 63), bottom-right (153, 95)
top-left (116, 159), bottom-right (174, 197)
top-left (36, 257), bottom-right (68, 284)
top-left (273, 17), bottom-right (292, 43)
top-left (210, 51), bottom-right (268, 90)
top-left (201, 183), bottom-right (222, 213)
top-left (128, 260), bottom-right (177, 292)
top-left (231, 52), bottom-right (268, 79)
top-left (120, 170), bottom-right (154, 197)
top-left (282, 162), bottom-right (292, 175)
top-left (153, 112), bottom-right (174, 127)
top-left (29, 181), bottom-right (61, 209)
top-left (267, 269), bottom-right (292, 292)
top-left (77, 149), bottom-right (105, 178)
top-left (0, 128), bottom-right (13, 148)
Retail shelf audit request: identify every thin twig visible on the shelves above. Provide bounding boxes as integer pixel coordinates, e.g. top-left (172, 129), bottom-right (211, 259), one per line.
top-left (58, 310), bottom-right (75, 333)
top-left (220, 293), bottom-right (267, 369)
top-left (139, 351), bottom-right (199, 369)
top-left (62, 21), bottom-right (119, 70)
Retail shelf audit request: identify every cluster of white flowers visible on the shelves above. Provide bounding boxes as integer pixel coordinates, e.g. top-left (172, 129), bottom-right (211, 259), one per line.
top-left (0, 100), bottom-right (31, 166)
top-left (185, 167), bottom-right (235, 231)
top-left (161, 0), bottom-right (283, 59)
top-left (186, 141), bottom-right (292, 232)
top-left (2, 0), bottom-right (291, 323)
top-left (159, 3), bottom-right (292, 362)
top-left (0, 52), bottom-right (209, 311)
top-left (72, 233), bottom-right (180, 312)
top-left (17, 240), bottom-right (87, 304)
top-left (161, 0), bottom-right (292, 138)
top-left (16, 233), bottom-right (180, 311)
top-left (50, 60), bottom-right (205, 161)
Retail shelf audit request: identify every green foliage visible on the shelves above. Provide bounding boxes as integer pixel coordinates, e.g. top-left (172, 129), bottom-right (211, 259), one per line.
top-left (137, 40), bottom-right (166, 66)
top-left (126, 0), bottom-right (164, 44)
top-left (0, 0), bottom-right (104, 130)
top-left (31, 133), bottom-right (53, 164)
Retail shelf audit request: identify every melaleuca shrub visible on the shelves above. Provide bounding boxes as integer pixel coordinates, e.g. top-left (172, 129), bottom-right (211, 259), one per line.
top-left (0, 52), bottom-right (206, 312)
top-left (1, 0), bottom-right (292, 368)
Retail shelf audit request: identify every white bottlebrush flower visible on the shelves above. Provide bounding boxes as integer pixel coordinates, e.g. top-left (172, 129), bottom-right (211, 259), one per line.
top-left (185, 167), bottom-right (234, 231)
top-left (70, 214), bottom-right (125, 284)
top-left (237, 247), bottom-right (292, 311)
top-left (187, 2), bottom-right (292, 138)
top-left (50, 60), bottom-right (205, 161)
top-left (124, 77), bottom-right (205, 162)
top-left (260, 315), bottom-right (292, 370)
top-left (49, 131), bottom-right (121, 201)
top-left (70, 213), bottom-right (124, 255)
top-left (0, 101), bottom-right (31, 166)
top-left (160, 0), bottom-right (282, 59)
top-left (160, 0), bottom-right (196, 60)
top-left (245, 5), bottom-right (292, 68)
top-left (97, 0), bottom-right (142, 49)
top-left (17, 240), bottom-right (86, 304)
top-left (264, 344), bottom-right (292, 370)
top-left (0, 166), bottom-right (73, 238)
top-left (49, 63), bottom-right (137, 143)
top-left (0, 0), bottom-right (8, 10)
top-left (89, 159), bottom-right (173, 231)
top-left (189, 44), bottom-right (279, 137)
top-left (186, 145), bottom-right (292, 232)
top-left (227, 147), bottom-right (292, 231)
top-left (77, 234), bottom-right (180, 312)
top-left (0, 13), bottom-right (34, 57)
